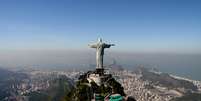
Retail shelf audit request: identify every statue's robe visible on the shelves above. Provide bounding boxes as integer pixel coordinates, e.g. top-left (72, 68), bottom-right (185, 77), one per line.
top-left (90, 43), bottom-right (111, 68)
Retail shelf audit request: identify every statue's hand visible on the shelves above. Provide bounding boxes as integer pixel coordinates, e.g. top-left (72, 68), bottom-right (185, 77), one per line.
top-left (110, 44), bottom-right (115, 46)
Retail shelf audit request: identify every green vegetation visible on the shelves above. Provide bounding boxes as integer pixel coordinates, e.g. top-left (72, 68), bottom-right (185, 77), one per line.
top-left (63, 72), bottom-right (125, 101)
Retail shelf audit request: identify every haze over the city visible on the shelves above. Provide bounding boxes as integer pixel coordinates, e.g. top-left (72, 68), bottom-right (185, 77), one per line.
top-left (0, 0), bottom-right (201, 80)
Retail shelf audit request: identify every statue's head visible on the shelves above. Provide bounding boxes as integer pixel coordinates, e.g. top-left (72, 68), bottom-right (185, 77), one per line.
top-left (98, 38), bottom-right (102, 43)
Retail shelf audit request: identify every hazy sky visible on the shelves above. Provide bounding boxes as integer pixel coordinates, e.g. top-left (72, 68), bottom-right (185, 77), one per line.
top-left (0, 0), bottom-right (201, 53)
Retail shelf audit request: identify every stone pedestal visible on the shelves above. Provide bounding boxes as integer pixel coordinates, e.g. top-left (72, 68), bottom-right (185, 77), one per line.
top-left (95, 68), bottom-right (105, 76)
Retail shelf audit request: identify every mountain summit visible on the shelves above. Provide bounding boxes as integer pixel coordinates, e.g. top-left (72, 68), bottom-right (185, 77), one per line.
top-left (64, 39), bottom-right (136, 101)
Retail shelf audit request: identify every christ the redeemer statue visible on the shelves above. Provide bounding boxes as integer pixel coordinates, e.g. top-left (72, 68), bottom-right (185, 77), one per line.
top-left (89, 38), bottom-right (115, 69)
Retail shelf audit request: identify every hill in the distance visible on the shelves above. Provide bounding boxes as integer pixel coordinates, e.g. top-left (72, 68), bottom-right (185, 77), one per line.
top-left (1, 65), bottom-right (201, 101)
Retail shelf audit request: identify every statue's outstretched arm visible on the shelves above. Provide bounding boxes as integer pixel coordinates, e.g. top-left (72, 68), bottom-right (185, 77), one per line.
top-left (88, 44), bottom-right (97, 48)
top-left (105, 44), bottom-right (115, 48)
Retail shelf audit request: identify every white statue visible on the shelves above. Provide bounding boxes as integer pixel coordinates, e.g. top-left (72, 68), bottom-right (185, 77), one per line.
top-left (89, 38), bottom-right (115, 69)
